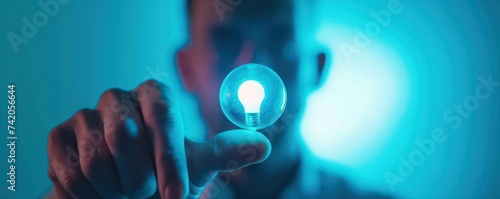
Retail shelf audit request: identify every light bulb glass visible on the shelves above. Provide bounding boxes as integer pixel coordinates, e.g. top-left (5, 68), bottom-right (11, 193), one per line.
top-left (220, 63), bottom-right (287, 130)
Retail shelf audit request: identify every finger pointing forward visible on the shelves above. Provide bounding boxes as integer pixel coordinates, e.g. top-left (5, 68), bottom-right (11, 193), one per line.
top-left (186, 129), bottom-right (272, 198)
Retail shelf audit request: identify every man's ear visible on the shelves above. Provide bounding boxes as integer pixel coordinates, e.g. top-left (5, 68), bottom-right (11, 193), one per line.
top-left (314, 48), bottom-right (331, 88)
top-left (176, 48), bottom-right (196, 92)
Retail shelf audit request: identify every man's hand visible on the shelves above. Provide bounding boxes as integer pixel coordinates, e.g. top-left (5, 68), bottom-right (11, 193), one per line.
top-left (47, 80), bottom-right (271, 199)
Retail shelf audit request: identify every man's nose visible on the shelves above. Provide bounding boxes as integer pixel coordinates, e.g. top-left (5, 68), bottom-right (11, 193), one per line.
top-left (233, 41), bottom-right (272, 67)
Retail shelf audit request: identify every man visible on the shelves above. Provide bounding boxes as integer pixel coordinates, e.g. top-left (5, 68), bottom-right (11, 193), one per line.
top-left (47, 0), bottom-right (392, 198)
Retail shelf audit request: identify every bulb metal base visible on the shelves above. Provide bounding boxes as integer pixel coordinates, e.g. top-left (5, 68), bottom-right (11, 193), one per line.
top-left (245, 112), bottom-right (261, 127)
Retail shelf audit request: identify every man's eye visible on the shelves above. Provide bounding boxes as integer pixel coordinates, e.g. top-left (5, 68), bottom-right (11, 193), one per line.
top-left (268, 27), bottom-right (292, 53)
top-left (212, 28), bottom-right (243, 53)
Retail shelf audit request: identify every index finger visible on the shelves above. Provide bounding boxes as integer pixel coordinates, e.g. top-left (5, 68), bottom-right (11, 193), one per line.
top-left (134, 80), bottom-right (188, 199)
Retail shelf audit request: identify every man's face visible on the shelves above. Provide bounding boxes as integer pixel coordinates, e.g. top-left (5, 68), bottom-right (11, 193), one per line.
top-left (178, 0), bottom-right (313, 136)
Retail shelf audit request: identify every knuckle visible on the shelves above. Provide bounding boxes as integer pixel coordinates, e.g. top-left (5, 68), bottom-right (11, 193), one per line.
top-left (48, 126), bottom-right (64, 146)
top-left (47, 125), bottom-right (74, 151)
top-left (72, 109), bottom-right (104, 140)
top-left (136, 79), bottom-right (173, 100)
top-left (99, 88), bottom-right (134, 120)
top-left (99, 88), bottom-right (126, 104)
top-left (141, 79), bottom-right (164, 90)
top-left (72, 108), bottom-right (97, 124)
top-left (102, 88), bottom-right (125, 98)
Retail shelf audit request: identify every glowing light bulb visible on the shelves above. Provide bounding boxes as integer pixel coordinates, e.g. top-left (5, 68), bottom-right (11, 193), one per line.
top-left (220, 63), bottom-right (286, 130)
top-left (237, 80), bottom-right (265, 126)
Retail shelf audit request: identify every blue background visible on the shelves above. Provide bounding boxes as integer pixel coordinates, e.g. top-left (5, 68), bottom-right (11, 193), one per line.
top-left (1, 0), bottom-right (499, 198)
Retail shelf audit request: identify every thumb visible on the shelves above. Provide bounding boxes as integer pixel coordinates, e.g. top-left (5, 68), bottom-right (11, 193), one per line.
top-left (185, 129), bottom-right (272, 198)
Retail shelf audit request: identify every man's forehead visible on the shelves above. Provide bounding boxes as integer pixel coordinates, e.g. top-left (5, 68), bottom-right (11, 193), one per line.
top-left (191, 0), bottom-right (295, 25)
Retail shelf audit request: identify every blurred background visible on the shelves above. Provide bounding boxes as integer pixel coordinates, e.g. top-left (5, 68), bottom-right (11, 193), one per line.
top-left (1, 0), bottom-right (499, 198)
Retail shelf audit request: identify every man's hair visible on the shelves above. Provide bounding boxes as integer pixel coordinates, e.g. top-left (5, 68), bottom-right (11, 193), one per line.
top-left (186, 0), bottom-right (195, 15)
top-left (184, 0), bottom-right (319, 20)
top-left (184, 0), bottom-right (321, 41)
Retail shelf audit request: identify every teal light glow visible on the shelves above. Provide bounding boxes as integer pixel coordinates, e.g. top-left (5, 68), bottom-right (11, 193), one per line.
top-left (301, 24), bottom-right (409, 167)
